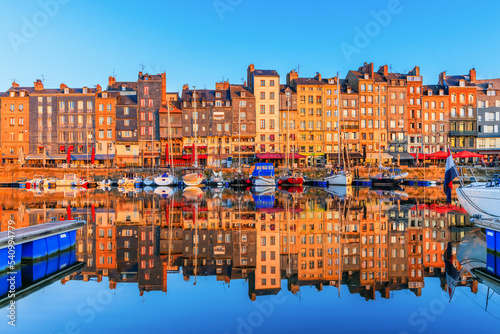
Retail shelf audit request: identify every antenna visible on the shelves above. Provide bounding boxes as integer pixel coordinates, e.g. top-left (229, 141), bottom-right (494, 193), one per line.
top-left (41, 75), bottom-right (48, 85)
top-left (240, 77), bottom-right (245, 84)
top-left (9, 78), bottom-right (16, 85)
top-left (140, 62), bottom-right (145, 72)
top-left (389, 64), bottom-right (392, 72)
top-left (112, 68), bottom-right (116, 77)
top-left (296, 63), bottom-right (301, 76)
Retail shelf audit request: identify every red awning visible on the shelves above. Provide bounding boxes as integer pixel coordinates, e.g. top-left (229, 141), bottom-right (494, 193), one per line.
top-left (453, 151), bottom-right (484, 158)
top-left (270, 135), bottom-right (275, 140)
top-left (427, 150), bottom-right (448, 159)
top-left (410, 153), bottom-right (428, 160)
top-left (256, 153), bottom-right (282, 159)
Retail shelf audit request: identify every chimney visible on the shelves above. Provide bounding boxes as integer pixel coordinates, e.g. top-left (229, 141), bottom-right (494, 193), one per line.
top-left (314, 72), bottom-right (322, 81)
top-left (12, 81), bottom-right (19, 88)
top-left (469, 68), bottom-right (476, 84)
top-left (60, 83), bottom-right (68, 91)
top-left (286, 70), bottom-right (298, 86)
top-left (161, 72), bottom-right (167, 105)
top-left (413, 66), bottom-right (420, 76)
top-left (182, 84), bottom-right (189, 91)
top-left (224, 81), bottom-right (229, 90)
top-left (138, 71), bottom-right (143, 78)
top-left (439, 71), bottom-right (446, 85)
top-left (96, 84), bottom-right (102, 93)
top-left (247, 64), bottom-right (255, 90)
top-left (369, 62), bottom-right (374, 78)
top-left (34, 79), bottom-right (43, 90)
top-left (379, 65), bottom-right (388, 76)
top-left (215, 82), bottom-right (225, 90)
top-left (108, 76), bottom-right (116, 87)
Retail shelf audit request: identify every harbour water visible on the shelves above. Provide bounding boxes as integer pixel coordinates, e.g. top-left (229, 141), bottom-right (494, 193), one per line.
top-left (0, 186), bottom-right (499, 333)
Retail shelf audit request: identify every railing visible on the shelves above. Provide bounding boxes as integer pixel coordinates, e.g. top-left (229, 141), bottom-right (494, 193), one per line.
top-left (449, 131), bottom-right (478, 136)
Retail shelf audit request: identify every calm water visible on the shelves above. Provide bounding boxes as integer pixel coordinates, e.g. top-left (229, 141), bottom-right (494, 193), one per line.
top-left (0, 186), bottom-right (499, 334)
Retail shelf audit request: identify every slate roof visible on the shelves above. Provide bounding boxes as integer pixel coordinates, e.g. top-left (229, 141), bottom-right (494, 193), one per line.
top-left (117, 95), bottom-right (137, 105)
top-left (181, 88), bottom-right (231, 102)
top-left (253, 69), bottom-right (279, 77)
top-left (443, 75), bottom-right (475, 87)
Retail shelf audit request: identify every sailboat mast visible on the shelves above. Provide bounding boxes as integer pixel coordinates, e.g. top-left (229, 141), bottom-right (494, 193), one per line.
top-left (378, 86), bottom-right (381, 167)
top-left (286, 94), bottom-right (290, 170)
top-left (239, 104), bottom-right (241, 167)
top-left (167, 99), bottom-right (174, 176)
top-left (337, 73), bottom-right (341, 166)
top-left (193, 86), bottom-right (198, 168)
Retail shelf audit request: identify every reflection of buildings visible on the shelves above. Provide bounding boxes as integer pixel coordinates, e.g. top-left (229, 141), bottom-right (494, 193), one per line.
top-left (0, 188), bottom-right (482, 300)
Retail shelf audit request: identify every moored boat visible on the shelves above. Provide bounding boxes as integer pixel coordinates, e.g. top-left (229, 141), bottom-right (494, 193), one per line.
top-left (324, 170), bottom-right (353, 186)
top-left (251, 163), bottom-right (276, 187)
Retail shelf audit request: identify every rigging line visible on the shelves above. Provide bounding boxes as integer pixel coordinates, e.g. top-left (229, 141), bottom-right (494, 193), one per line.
top-left (455, 289), bottom-right (500, 321)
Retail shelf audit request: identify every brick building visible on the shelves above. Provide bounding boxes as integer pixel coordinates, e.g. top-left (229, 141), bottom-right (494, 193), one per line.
top-left (476, 78), bottom-right (500, 160)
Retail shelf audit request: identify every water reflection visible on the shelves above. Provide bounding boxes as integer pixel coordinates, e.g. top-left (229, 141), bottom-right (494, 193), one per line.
top-left (0, 186), bottom-right (483, 303)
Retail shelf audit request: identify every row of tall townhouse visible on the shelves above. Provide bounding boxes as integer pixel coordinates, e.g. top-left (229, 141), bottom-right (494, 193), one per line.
top-left (1, 63), bottom-right (499, 167)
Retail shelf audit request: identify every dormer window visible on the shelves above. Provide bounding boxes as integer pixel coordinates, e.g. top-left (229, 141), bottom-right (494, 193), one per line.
top-left (103, 93), bottom-right (108, 98)
top-left (347, 88), bottom-right (352, 93)
top-left (83, 88), bottom-right (88, 94)
top-left (121, 86), bottom-right (126, 91)
top-left (364, 74), bottom-right (369, 79)
top-left (9, 92), bottom-right (14, 97)
top-left (64, 88), bottom-right (69, 94)
top-left (20, 92), bottom-right (25, 97)
top-left (459, 80), bottom-right (465, 87)
top-left (439, 90), bottom-right (444, 96)
top-left (428, 90), bottom-right (432, 96)
top-left (489, 83), bottom-right (493, 89)
top-left (215, 92), bottom-right (221, 98)
top-left (241, 92), bottom-right (246, 97)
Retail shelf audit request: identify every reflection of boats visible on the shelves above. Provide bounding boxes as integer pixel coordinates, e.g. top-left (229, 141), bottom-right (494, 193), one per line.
top-left (457, 175), bottom-right (500, 218)
top-left (325, 185), bottom-right (352, 198)
top-left (182, 186), bottom-right (204, 201)
top-left (97, 179), bottom-right (113, 187)
top-left (143, 186), bottom-right (154, 194)
top-left (118, 187), bottom-right (143, 195)
top-left (279, 185), bottom-right (303, 193)
top-left (251, 187), bottom-right (275, 209)
top-left (251, 163), bottom-right (276, 187)
top-left (154, 186), bottom-right (174, 198)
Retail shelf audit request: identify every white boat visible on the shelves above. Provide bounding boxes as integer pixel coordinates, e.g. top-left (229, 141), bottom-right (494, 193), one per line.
top-left (56, 174), bottom-right (89, 188)
top-left (154, 172), bottom-right (175, 186)
top-left (210, 170), bottom-right (225, 187)
top-left (118, 173), bottom-right (143, 187)
top-left (251, 163), bottom-right (276, 187)
top-left (324, 170), bottom-right (353, 186)
top-left (456, 180), bottom-right (500, 219)
top-left (98, 179), bottom-right (113, 187)
top-left (143, 176), bottom-right (156, 186)
top-left (182, 171), bottom-right (204, 186)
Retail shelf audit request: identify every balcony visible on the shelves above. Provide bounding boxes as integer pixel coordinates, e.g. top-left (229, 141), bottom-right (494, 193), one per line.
top-left (341, 125), bottom-right (359, 130)
top-left (449, 131), bottom-right (478, 136)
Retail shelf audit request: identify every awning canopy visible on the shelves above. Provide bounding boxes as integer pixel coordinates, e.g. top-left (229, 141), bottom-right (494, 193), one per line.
top-left (26, 154), bottom-right (66, 160)
top-left (389, 152), bottom-right (414, 160)
top-left (365, 152), bottom-right (393, 160)
top-left (95, 154), bottom-right (115, 160)
top-left (348, 152), bottom-right (363, 159)
top-left (256, 153), bottom-right (306, 159)
top-left (453, 151), bottom-right (484, 158)
top-left (427, 150), bottom-right (449, 159)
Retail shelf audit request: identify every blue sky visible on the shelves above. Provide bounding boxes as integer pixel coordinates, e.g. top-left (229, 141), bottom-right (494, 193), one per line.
top-left (1, 0), bottom-right (499, 93)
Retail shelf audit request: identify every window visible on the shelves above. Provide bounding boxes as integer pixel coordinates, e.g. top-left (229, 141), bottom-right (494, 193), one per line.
top-left (107, 130), bottom-right (112, 138)
top-left (270, 80), bottom-right (275, 86)
top-left (99, 130), bottom-right (104, 138)
top-left (270, 92), bottom-right (275, 99)
top-left (260, 105), bottom-right (265, 114)
top-left (269, 105), bottom-right (275, 114)
top-left (260, 92), bottom-right (265, 99)
top-left (144, 86), bottom-right (149, 94)
top-left (260, 120), bottom-right (265, 129)
top-left (140, 99), bottom-right (145, 107)
top-left (260, 80), bottom-right (265, 86)
top-left (148, 99), bottom-right (153, 107)
top-left (124, 107), bottom-right (129, 115)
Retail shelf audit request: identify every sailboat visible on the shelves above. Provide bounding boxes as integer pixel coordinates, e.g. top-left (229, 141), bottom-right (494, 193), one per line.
top-left (182, 87), bottom-right (205, 187)
top-left (370, 84), bottom-right (407, 189)
top-left (324, 74), bottom-right (352, 186)
top-left (155, 110), bottom-right (177, 186)
top-left (278, 91), bottom-right (303, 187)
top-left (456, 168), bottom-right (500, 219)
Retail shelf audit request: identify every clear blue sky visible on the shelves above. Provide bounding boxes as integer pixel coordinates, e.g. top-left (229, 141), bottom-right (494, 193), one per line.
top-left (1, 0), bottom-right (499, 93)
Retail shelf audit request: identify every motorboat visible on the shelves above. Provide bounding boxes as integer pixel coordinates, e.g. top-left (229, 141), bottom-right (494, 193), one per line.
top-left (251, 163), bottom-right (276, 187)
top-left (182, 169), bottom-right (205, 186)
top-left (118, 173), bottom-right (143, 188)
top-left (154, 172), bottom-right (175, 186)
top-left (209, 170), bottom-right (225, 187)
top-left (98, 179), bottom-right (113, 187)
top-left (56, 174), bottom-right (89, 188)
top-left (456, 174), bottom-right (500, 219)
top-left (324, 170), bottom-right (353, 186)
top-left (325, 185), bottom-right (353, 199)
top-left (370, 165), bottom-right (408, 189)
top-left (143, 176), bottom-right (156, 186)
top-left (278, 170), bottom-right (304, 187)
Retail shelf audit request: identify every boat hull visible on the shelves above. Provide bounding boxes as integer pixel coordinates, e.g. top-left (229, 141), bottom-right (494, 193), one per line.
top-left (278, 177), bottom-right (304, 187)
top-left (370, 177), bottom-right (403, 189)
top-left (183, 173), bottom-right (204, 186)
top-left (252, 177), bottom-right (276, 187)
top-left (325, 173), bottom-right (353, 186)
top-left (154, 175), bottom-right (175, 186)
top-left (456, 185), bottom-right (500, 218)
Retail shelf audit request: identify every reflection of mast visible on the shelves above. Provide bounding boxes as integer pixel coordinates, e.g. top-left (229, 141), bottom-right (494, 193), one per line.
top-left (193, 203), bottom-right (198, 285)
